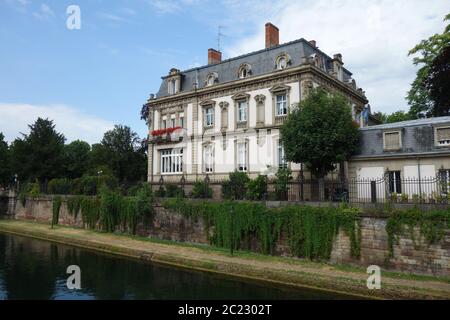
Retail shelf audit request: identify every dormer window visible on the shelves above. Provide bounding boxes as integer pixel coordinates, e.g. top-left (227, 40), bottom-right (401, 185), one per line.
top-left (435, 127), bottom-right (450, 146)
top-left (278, 57), bottom-right (286, 69)
top-left (168, 79), bottom-right (176, 95)
top-left (205, 72), bottom-right (218, 87)
top-left (275, 53), bottom-right (290, 70)
top-left (383, 131), bottom-right (401, 151)
top-left (167, 68), bottom-right (181, 95)
top-left (240, 68), bottom-right (247, 79)
top-left (238, 63), bottom-right (251, 79)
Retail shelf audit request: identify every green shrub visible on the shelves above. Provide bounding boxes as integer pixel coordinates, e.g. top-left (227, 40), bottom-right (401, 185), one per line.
top-left (48, 178), bottom-right (71, 195)
top-left (126, 182), bottom-right (146, 196)
top-left (191, 180), bottom-right (213, 199)
top-left (274, 167), bottom-right (292, 201)
top-left (222, 171), bottom-right (250, 200)
top-left (165, 184), bottom-right (184, 198)
top-left (246, 175), bottom-right (268, 200)
top-left (70, 175), bottom-right (118, 195)
top-left (154, 185), bottom-right (165, 197)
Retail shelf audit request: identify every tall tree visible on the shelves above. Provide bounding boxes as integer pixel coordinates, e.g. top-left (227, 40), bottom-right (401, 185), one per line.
top-left (10, 118), bottom-right (65, 184)
top-left (64, 140), bottom-right (91, 179)
top-left (94, 125), bottom-right (147, 183)
top-left (280, 89), bottom-right (360, 178)
top-left (372, 110), bottom-right (413, 124)
top-left (407, 13), bottom-right (450, 118)
top-left (424, 46), bottom-right (450, 116)
top-left (0, 133), bottom-right (11, 187)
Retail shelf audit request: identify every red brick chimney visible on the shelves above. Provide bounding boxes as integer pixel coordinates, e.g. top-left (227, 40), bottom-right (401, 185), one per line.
top-left (265, 23), bottom-right (279, 48)
top-left (208, 48), bottom-right (222, 65)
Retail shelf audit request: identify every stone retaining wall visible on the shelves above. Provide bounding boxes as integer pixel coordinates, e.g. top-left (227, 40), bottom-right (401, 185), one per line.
top-left (10, 196), bottom-right (450, 276)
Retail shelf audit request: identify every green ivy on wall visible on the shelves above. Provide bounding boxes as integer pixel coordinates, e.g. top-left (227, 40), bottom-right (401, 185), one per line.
top-left (162, 198), bottom-right (361, 260)
top-left (51, 196), bottom-right (62, 228)
top-left (386, 209), bottom-right (450, 257)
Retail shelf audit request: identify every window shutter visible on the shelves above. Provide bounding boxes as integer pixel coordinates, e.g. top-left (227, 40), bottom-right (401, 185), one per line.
top-left (437, 128), bottom-right (450, 141)
top-left (384, 132), bottom-right (400, 150)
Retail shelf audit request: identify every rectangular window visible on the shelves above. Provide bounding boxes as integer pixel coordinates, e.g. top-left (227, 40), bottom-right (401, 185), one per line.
top-left (162, 119), bottom-right (167, 129)
top-left (237, 142), bottom-right (247, 172)
top-left (278, 142), bottom-right (287, 169)
top-left (161, 149), bottom-right (183, 174)
top-left (238, 101), bottom-right (247, 122)
top-left (388, 171), bottom-right (401, 194)
top-left (384, 132), bottom-right (401, 150)
top-left (203, 145), bottom-right (213, 173)
top-left (205, 107), bottom-right (214, 127)
top-left (276, 94), bottom-right (287, 116)
top-left (168, 79), bottom-right (177, 95)
top-left (179, 116), bottom-right (184, 128)
top-left (436, 127), bottom-right (450, 146)
top-left (170, 117), bottom-right (176, 128)
top-left (439, 169), bottom-right (450, 194)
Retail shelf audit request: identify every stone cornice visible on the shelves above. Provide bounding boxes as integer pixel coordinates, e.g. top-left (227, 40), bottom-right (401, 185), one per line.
top-left (146, 64), bottom-right (368, 109)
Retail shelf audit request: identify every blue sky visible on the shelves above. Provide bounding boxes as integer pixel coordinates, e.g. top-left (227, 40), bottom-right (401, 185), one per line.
top-left (0, 0), bottom-right (449, 144)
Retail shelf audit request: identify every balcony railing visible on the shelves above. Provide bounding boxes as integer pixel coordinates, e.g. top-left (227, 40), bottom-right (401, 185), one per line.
top-left (150, 127), bottom-right (184, 144)
top-left (275, 115), bottom-right (287, 125)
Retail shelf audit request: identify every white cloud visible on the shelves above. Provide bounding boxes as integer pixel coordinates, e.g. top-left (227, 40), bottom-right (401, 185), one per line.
top-left (146, 0), bottom-right (201, 14)
top-left (97, 12), bottom-right (129, 23)
top-left (4, 0), bottom-right (30, 13)
top-left (223, 0), bottom-right (449, 114)
top-left (0, 103), bottom-right (115, 144)
top-left (32, 3), bottom-right (54, 20)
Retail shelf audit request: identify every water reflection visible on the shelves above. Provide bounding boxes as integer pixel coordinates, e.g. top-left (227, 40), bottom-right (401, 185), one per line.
top-left (0, 233), bottom-right (351, 300)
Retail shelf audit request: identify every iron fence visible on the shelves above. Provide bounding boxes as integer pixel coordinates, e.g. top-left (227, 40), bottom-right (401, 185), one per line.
top-left (151, 174), bottom-right (450, 204)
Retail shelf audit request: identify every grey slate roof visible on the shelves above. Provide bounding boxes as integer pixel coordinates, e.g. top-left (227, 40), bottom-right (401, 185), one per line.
top-left (355, 117), bottom-right (450, 158)
top-left (156, 38), bottom-right (353, 98)
top-left (361, 117), bottom-right (450, 131)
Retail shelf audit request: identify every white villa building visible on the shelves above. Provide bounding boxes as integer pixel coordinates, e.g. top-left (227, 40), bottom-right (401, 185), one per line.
top-left (143, 23), bottom-right (372, 184)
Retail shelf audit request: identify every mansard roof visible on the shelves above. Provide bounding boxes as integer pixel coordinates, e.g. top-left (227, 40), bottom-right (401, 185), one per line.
top-left (155, 38), bottom-right (353, 99)
top-left (355, 117), bottom-right (450, 158)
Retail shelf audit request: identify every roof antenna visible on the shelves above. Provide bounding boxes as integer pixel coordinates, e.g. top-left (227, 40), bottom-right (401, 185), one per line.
top-left (217, 25), bottom-right (226, 52)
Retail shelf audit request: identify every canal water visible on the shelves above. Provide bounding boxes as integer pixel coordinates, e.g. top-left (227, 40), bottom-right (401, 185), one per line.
top-left (0, 232), bottom-right (353, 300)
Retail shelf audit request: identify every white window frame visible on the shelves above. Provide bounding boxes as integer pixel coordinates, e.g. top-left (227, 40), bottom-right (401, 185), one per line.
top-left (383, 131), bottom-right (402, 151)
top-left (276, 94), bottom-right (287, 116)
top-left (237, 142), bottom-right (248, 172)
top-left (278, 142), bottom-right (287, 169)
top-left (160, 148), bottom-right (183, 174)
top-left (179, 113), bottom-right (185, 128)
top-left (205, 107), bottom-right (214, 127)
top-left (277, 57), bottom-right (287, 70)
top-left (237, 101), bottom-right (247, 122)
top-left (435, 126), bottom-right (450, 147)
top-left (203, 144), bottom-right (214, 173)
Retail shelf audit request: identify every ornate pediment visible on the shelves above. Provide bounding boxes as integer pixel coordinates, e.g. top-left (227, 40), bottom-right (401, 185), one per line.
top-left (199, 99), bottom-right (216, 107)
top-left (269, 84), bottom-right (291, 93)
top-left (231, 92), bottom-right (250, 101)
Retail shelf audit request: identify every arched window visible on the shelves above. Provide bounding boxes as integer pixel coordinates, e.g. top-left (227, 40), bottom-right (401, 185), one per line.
top-left (275, 53), bottom-right (291, 70)
top-left (238, 64), bottom-right (251, 79)
top-left (205, 72), bottom-right (218, 87)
